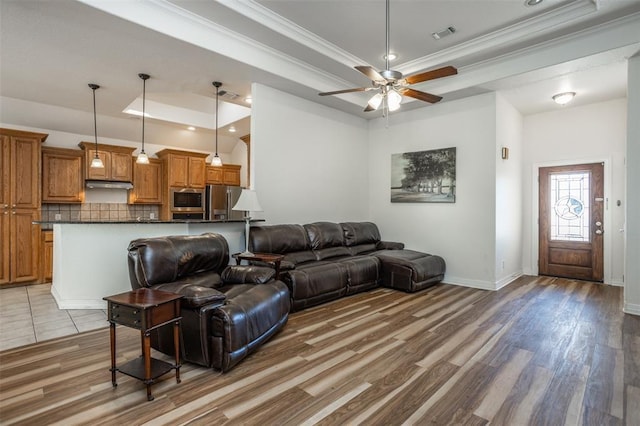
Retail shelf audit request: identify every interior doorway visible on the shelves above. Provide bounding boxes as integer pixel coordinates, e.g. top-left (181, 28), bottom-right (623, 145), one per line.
top-left (538, 163), bottom-right (604, 282)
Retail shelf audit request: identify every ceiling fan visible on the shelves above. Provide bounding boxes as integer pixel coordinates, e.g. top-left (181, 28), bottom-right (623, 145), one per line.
top-left (319, 0), bottom-right (457, 113)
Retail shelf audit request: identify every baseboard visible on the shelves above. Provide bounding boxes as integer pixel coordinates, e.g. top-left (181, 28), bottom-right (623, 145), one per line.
top-left (623, 302), bottom-right (640, 316)
top-left (495, 272), bottom-right (523, 290)
top-left (51, 286), bottom-right (107, 310)
top-left (442, 276), bottom-right (498, 291)
top-left (608, 279), bottom-right (624, 287)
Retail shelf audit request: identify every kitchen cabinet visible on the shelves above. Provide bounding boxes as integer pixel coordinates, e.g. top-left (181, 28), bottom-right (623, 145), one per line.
top-left (79, 142), bottom-right (135, 182)
top-left (129, 157), bottom-right (163, 204)
top-left (1, 128), bottom-right (47, 286)
top-left (206, 164), bottom-right (241, 186)
top-left (42, 147), bottom-right (84, 203)
top-left (157, 149), bottom-right (207, 189)
top-left (41, 230), bottom-right (53, 283)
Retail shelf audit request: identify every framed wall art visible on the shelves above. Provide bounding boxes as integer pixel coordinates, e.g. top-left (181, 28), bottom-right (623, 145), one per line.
top-left (391, 147), bottom-right (456, 203)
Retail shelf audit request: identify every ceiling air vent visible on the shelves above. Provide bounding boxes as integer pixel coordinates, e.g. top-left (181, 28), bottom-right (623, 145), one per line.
top-left (432, 26), bottom-right (456, 40)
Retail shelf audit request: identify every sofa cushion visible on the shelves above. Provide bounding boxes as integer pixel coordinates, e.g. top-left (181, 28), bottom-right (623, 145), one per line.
top-left (250, 224), bottom-right (310, 254)
top-left (348, 243), bottom-right (378, 256)
top-left (305, 222), bottom-right (351, 260)
top-left (340, 222), bottom-right (381, 247)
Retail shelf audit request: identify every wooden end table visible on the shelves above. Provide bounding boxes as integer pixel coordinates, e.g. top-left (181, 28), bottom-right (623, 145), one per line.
top-left (232, 252), bottom-right (284, 280)
top-left (103, 288), bottom-right (182, 401)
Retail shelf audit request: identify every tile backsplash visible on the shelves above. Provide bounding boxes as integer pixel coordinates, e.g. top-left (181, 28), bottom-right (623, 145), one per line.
top-left (42, 203), bottom-right (159, 224)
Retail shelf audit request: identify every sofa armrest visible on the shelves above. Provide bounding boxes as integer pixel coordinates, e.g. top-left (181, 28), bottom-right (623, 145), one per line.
top-left (377, 241), bottom-right (405, 250)
top-left (221, 265), bottom-right (276, 284)
top-left (154, 282), bottom-right (226, 308)
top-left (250, 259), bottom-right (296, 271)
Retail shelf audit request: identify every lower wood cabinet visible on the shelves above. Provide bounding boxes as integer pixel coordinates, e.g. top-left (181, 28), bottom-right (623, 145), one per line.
top-left (41, 230), bottom-right (53, 283)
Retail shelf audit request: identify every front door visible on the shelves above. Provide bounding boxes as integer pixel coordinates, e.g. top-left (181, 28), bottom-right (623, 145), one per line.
top-left (539, 163), bottom-right (604, 281)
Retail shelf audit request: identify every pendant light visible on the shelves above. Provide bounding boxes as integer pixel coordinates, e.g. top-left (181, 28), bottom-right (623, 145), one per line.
top-left (88, 83), bottom-right (104, 168)
top-left (211, 81), bottom-right (223, 167)
top-left (136, 73), bottom-right (150, 164)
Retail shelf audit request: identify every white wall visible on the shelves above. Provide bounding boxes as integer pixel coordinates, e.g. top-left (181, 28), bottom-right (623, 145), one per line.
top-left (368, 93), bottom-right (499, 289)
top-left (521, 98), bottom-right (627, 285)
top-left (625, 54), bottom-right (640, 314)
top-left (230, 138), bottom-right (249, 187)
top-left (250, 83), bottom-right (370, 224)
top-left (495, 94), bottom-right (524, 287)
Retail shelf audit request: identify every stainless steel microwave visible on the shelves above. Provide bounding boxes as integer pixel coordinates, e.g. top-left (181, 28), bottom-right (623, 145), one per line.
top-left (170, 188), bottom-right (204, 212)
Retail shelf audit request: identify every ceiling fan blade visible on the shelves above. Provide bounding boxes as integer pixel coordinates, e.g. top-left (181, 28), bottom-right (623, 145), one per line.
top-left (319, 87), bottom-right (371, 96)
top-left (399, 88), bottom-right (443, 104)
top-left (364, 104), bottom-right (376, 112)
top-left (355, 66), bottom-right (386, 82)
top-left (404, 66), bottom-right (458, 85)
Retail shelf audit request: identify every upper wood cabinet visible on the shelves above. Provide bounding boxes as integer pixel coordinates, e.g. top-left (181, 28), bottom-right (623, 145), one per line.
top-left (1, 128), bottom-right (47, 286)
top-left (42, 147), bottom-right (84, 203)
top-left (129, 157), bottom-right (163, 204)
top-left (206, 164), bottom-right (241, 186)
top-left (156, 149), bottom-right (207, 189)
top-left (78, 142), bottom-right (135, 182)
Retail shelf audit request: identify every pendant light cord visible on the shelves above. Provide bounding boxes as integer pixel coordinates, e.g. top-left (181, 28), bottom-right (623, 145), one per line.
top-left (141, 77), bottom-right (146, 154)
top-left (89, 83), bottom-right (100, 159)
top-left (215, 84), bottom-right (219, 156)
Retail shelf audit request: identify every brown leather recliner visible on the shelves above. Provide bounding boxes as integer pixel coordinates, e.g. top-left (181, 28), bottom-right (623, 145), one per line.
top-left (127, 233), bottom-right (290, 371)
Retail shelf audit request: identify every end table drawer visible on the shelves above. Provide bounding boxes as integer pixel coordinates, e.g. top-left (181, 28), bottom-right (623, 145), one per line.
top-left (110, 304), bottom-right (143, 328)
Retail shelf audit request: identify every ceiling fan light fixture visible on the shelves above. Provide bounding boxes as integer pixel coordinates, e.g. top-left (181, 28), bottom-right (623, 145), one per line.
top-left (387, 90), bottom-right (402, 111)
top-left (552, 91), bottom-right (575, 105)
top-left (368, 92), bottom-right (384, 110)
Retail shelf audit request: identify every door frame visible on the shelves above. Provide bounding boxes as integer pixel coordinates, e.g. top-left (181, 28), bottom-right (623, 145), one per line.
top-left (530, 157), bottom-right (613, 283)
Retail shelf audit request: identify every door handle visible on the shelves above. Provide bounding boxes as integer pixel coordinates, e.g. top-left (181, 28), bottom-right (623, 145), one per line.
top-left (595, 229), bottom-right (603, 235)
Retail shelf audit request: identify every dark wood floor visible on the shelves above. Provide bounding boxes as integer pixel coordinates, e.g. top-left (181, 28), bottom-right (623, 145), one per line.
top-left (1, 276), bottom-right (638, 425)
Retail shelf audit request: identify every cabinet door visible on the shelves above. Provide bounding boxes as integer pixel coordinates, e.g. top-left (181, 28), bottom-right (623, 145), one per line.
top-left (0, 136), bottom-right (9, 211)
top-left (130, 159), bottom-right (162, 204)
top-left (222, 166), bottom-right (241, 186)
top-left (168, 155), bottom-right (189, 187)
top-left (206, 166), bottom-right (223, 185)
top-left (110, 152), bottom-right (133, 182)
top-left (41, 230), bottom-right (53, 282)
top-left (42, 149), bottom-right (84, 203)
top-left (0, 210), bottom-right (8, 285)
top-left (188, 157), bottom-right (205, 188)
top-left (9, 209), bottom-right (40, 283)
top-left (11, 136), bottom-right (40, 209)
top-left (86, 150), bottom-right (111, 180)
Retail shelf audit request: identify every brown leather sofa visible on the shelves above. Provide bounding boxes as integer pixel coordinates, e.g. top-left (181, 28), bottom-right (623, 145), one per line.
top-left (249, 221), bottom-right (446, 311)
top-left (127, 233), bottom-right (290, 371)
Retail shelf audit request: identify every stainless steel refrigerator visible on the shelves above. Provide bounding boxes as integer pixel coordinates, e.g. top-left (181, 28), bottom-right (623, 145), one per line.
top-left (205, 185), bottom-right (245, 220)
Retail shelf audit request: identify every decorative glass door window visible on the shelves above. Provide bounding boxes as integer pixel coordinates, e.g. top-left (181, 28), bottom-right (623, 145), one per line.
top-left (549, 171), bottom-right (590, 242)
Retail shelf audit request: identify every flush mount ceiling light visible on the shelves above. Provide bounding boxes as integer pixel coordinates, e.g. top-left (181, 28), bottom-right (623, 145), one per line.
top-left (432, 26), bottom-right (456, 40)
top-left (229, 125), bottom-right (236, 133)
top-left (524, 0), bottom-right (544, 6)
top-left (187, 126), bottom-right (196, 131)
top-left (136, 73), bottom-right (150, 165)
top-left (552, 91), bottom-right (576, 105)
top-left (384, 53), bottom-right (397, 61)
top-left (211, 81), bottom-right (224, 167)
top-left (244, 96), bottom-right (252, 104)
top-left (88, 83), bottom-right (104, 169)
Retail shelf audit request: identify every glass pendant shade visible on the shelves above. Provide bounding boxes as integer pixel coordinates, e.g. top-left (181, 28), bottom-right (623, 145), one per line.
top-left (387, 89), bottom-right (402, 111)
top-left (91, 155), bottom-right (104, 169)
top-left (211, 154), bottom-right (223, 167)
top-left (136, 152), bottom-right (150, 164)
top-left (368, 92), bottom-right (384, 110)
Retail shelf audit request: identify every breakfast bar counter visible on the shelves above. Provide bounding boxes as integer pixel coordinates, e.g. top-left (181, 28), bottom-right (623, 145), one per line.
top-left (35, 220), bottom-right (259, 309)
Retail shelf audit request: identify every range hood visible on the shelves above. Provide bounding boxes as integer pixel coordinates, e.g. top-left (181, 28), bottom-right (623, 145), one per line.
top-left (85, 180), bottom-right (133, 190)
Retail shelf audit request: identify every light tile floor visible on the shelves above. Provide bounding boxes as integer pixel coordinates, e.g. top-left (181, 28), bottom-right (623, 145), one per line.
top-left (0, 284), bottom-right (107, 351)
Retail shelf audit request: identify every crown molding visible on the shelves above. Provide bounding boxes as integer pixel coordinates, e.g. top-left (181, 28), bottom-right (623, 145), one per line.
top-left (397, 0), bottom-right (598, 75)
top-left (217, 0), bottom-right (369, 69)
